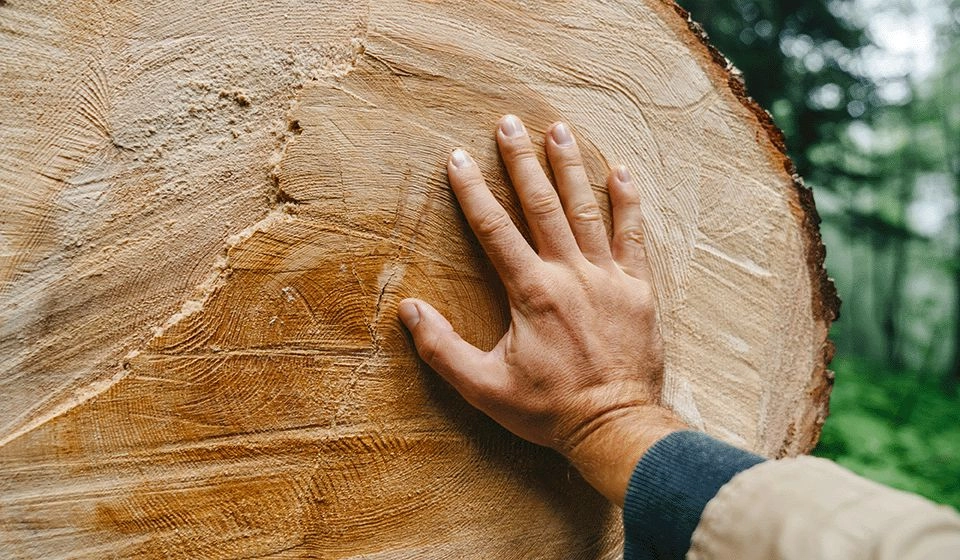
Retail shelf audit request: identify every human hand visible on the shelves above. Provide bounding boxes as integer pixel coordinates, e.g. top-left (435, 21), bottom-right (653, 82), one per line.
top-left (398, 115), bottom-right (686, 506)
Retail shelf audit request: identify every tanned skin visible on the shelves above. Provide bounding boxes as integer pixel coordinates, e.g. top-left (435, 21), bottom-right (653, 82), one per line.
top-left (398, 115), bottom-right (686, 506)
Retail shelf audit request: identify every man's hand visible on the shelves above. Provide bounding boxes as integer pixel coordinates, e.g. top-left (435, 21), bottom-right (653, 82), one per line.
top-left (398, 115), bottom-right (686, 506)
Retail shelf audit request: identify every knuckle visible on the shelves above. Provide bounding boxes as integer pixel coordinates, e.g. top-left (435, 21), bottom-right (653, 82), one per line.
top-left (525, 189), bottom-right (562, 217)
top-left (551, 152), bottom-right (585, 175)
top-left (617, 195), bottom-right (642, 211)
top-left (516, 275), bottom-right (558, 310)
top-left (457, 173), bottom-right (487, 193)
top-left (618, 225), bottom-right (646, 246)
top-left (474, 209), bottom-right (513, 238)
top-left (569, 200), bottom-right (603, 224)
top-left (503, 141), bottom-right (538, 162)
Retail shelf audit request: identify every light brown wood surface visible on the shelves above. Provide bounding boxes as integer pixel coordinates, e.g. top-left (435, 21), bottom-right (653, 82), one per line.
top-left (0, 1), bottom-right (838, 558)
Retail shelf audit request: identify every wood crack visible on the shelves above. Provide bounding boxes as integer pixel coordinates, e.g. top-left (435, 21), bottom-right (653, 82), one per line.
top-left (0, 370), bottom-right (127, 448)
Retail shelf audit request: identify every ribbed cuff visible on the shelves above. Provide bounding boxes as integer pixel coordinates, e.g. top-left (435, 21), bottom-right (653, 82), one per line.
top-left (622, 431), bottom-right (765, 560)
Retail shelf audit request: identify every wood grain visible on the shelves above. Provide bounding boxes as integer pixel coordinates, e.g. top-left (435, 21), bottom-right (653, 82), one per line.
top-left (0, 0), bottom-right (837, 557)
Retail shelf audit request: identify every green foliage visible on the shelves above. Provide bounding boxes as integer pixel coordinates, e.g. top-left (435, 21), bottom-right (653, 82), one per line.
top-left (815, 356), bottom-right (960, 510)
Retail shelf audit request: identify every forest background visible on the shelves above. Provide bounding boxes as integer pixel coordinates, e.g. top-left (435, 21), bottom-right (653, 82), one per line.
top-left (678, 0), bottom-right (960, 509)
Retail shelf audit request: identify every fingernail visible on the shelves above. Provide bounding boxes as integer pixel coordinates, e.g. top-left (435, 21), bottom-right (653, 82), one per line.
top-left (551, 122), bottom-right (573, 146)
top-left (451, 148), bottom-right (472, 169)
top-left (398, 300), bottom-right (421, 328)
top-left (500, 115), bottom-right (524, 138)
top-left (616, 165), bottom-right (632, 183)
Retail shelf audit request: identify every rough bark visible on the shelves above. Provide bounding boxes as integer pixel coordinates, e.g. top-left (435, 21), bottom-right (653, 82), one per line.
top-left (0, 1), bottom-right (838, 558)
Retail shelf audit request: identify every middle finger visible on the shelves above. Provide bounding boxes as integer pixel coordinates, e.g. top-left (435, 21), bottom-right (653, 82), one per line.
top-left (496, 115), bottom-right (579, 260)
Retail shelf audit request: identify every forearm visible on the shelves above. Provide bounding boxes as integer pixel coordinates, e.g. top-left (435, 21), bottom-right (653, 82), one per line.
top-left (566, 405), bottom-right (687, 507)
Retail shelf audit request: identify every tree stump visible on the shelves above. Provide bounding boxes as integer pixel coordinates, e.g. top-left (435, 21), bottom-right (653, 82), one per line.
top-left (0, 1), bottom-right (838, 558)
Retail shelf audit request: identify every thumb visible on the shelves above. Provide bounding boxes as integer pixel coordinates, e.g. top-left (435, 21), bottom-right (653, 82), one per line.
top-left (398, 298), bottom-right (497, 402)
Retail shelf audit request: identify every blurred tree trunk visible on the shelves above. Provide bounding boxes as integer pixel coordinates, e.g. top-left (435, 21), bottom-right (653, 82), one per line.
top-left (882, 173), bottom-right (909, 369)
top-left (941, 2), bottom-right (960, 385)
top-left (948, 167), bottom-right (960, 384)
top-left (882, 100), bottom-right (924, 370)
top-left (946, 107), bottom-right (960, 384)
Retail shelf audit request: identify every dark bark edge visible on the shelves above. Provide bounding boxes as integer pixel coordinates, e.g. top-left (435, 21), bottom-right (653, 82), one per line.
top-left (662, 1), bottom-right (842, 456)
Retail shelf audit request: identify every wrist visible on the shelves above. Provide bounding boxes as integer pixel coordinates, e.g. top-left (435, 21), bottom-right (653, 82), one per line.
top-left (565, 405), bottom-right (687, 507)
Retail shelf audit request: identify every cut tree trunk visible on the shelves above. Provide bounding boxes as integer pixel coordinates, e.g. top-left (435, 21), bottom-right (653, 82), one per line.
top-left (0, 1), bottom-right (839, 558)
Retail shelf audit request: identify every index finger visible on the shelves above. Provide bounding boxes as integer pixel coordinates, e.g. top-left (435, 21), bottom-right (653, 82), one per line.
top-left (448, 148), bottom-right (539, 282)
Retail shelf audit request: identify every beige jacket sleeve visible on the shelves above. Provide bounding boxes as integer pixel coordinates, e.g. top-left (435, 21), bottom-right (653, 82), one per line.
top-left (687, 456), bottom-right (960, 560)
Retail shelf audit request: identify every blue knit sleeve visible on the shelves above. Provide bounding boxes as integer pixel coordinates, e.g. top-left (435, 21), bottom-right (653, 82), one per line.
top-left (622, 431), bottom-right (766, 560)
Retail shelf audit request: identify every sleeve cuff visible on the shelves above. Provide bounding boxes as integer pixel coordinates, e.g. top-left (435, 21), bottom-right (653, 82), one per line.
top-left (622, 430), bottom-right (765, 560)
